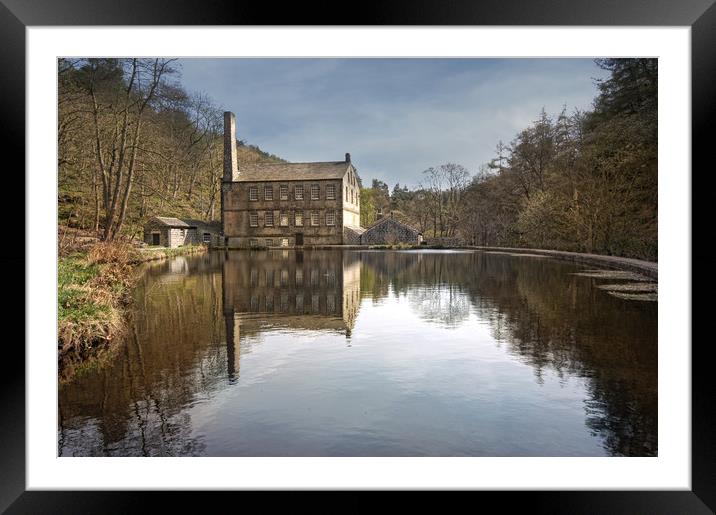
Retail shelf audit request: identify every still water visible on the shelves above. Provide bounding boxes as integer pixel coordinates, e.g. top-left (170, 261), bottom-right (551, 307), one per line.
top-left (58, 250), bottom-right (657, 457)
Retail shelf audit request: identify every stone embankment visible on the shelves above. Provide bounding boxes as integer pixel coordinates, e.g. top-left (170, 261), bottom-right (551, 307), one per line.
top-left (468, 246), bottom-right (658, 280)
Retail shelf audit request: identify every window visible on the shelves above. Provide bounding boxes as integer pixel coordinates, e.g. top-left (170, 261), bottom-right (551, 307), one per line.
top-left (280, 269), bottom-right (289, 286)
top-left (295, 269), bottom-right (303, 286)
top-left (280, 212), bottom-right (289, 227)
top-left (351, 190), bottom-right (354, 204)
top-left (249, 212), bottom-right (258, 227)
top-left (326, 184), bottom-right (336, 200)
top-left (280, 184), bottom-right (288, 200)
top-left (264, 185), bottom-right (273, 200)
top-left (295, 211), bottom-right (303, 227)
top-left (265, 239), bottom-right (273, 247)
top-left (345, 185), bottom-right (349, 202)
top-left (281, 238), bottom-right (289, 247)
top-left (311, 184), bottom-right (320, 200)
top-left (202, 233), bottom-right (211, 243)
top-left (249, 238), bottom-right (258, 247)
top-left (295, 184), bottom-right (304, 200)
top-left (326, 211), bottom-right (335, 226)
top-left (249, 186), bottom-right (258, 201)
top-left (265, 211), bottom-right (274, 226)
top-left (310, 211), bottom-right (319, 226)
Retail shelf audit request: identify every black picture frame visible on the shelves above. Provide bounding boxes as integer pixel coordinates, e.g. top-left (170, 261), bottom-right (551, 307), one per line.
top-left (4, 0), bottom-right (713, 512)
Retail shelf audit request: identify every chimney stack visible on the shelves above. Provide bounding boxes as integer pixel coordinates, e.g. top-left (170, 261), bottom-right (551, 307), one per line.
top-left (345, 152), bottom-right (351, 164)
top-left (223, 112), bottom-right (239, 182)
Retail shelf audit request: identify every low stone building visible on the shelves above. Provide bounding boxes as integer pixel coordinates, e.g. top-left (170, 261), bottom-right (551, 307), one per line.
top-left (182, 219), bottom-right (222, 247)
top-left (143, 216), bottom-right (222, 248)
top-left (360, 215), bottom-right (422, 245)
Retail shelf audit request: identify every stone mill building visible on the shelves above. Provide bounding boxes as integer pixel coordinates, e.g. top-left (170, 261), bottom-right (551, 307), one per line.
top-left (221, 111), bottom-right (364, 248)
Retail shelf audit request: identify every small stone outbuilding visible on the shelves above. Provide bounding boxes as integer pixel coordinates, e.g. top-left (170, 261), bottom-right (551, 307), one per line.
top-left (360, 215), bottom-right (422, 245)
top-left (182, 219), bottom-right (223, 247)
top-left (143, 217), bottom-right (222, 248)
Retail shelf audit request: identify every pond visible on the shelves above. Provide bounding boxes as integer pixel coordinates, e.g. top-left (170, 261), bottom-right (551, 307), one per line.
top-left (58, 249), bottom-right (657, 457)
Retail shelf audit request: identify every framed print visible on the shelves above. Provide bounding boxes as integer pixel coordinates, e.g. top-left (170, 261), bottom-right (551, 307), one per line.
top-left (4, 0), bottom-right (715, 512)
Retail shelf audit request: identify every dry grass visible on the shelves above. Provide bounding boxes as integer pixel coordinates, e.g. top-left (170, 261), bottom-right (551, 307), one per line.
top-left (87, 240), bottom-right (140, 265)
top-left (58, 226), bottom-right (100, 257)
top-left (58, 236), bottom-right (208, 380)
top-left (58, 241), bottom-right (140, 369)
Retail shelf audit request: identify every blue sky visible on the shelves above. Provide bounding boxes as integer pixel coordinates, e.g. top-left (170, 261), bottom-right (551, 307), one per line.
top-left (178, 58), bottom-right (607, 189)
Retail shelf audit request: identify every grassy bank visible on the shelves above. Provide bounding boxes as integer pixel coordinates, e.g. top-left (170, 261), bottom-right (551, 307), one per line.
top-left (135, 244), bottom-right (208, 262)
top-left (58, 239), bottom-right (207, 381)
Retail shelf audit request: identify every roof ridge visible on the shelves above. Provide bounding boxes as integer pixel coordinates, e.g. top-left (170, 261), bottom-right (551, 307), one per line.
top-left (364, 216), bottom-right (420, 233)
top-left (242, 160), bottom-right (347, 166)
top-left (235, 160), bottom-right (353, 182)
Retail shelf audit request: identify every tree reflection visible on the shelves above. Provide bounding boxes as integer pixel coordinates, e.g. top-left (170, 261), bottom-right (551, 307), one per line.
top-left (58, 253), bottom-right (227, 456)
top-left (358, 250), bottom-right (657, 456)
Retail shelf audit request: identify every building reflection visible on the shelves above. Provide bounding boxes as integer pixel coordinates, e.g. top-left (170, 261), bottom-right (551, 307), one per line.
top-left (222, 249), bottom-right (362, 381)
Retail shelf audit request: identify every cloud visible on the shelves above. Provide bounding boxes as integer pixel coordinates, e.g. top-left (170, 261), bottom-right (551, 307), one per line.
top-left (178, 58), bottom-right (608, 188)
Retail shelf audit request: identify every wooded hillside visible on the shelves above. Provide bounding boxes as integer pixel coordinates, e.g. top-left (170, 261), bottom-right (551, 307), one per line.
top-left (364, 59), bottom-right (658, 260)
top-left (59, 58), bottom-right (658, 260)
top-left (58, 58), bottom-right (284, 241)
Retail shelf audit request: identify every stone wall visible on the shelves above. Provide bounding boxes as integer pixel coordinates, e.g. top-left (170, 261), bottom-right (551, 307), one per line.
top-left (222, 179), bottom-right (347, 247)
top-left (168, 228), bottom-right (191, 248)
top-left (187, 222), bottom-right (222, 247)
top-left (144, 227), bottom-right (167, 247)
top-left (341, 166), bottom-right (361, 228)
top-left (425, 236), bottom-right (464, 247)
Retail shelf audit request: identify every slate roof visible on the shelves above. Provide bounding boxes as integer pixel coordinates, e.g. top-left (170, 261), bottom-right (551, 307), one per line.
top-left (363, 216), bottom-right (421, 235)
top-left (236, 161), bottom-right (351, 182)
top-left (182, 219), bottom-right (222, 231)
top-left (149, 216), bottom-right (194, 228)
top-left (344, 225), bottom-right (366, 235)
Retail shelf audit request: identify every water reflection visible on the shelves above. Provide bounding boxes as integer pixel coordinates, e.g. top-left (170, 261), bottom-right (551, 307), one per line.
top-left (58, 250), bottom-right (657, 457)
top-left (223, 249), bottom-right (362, 382)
